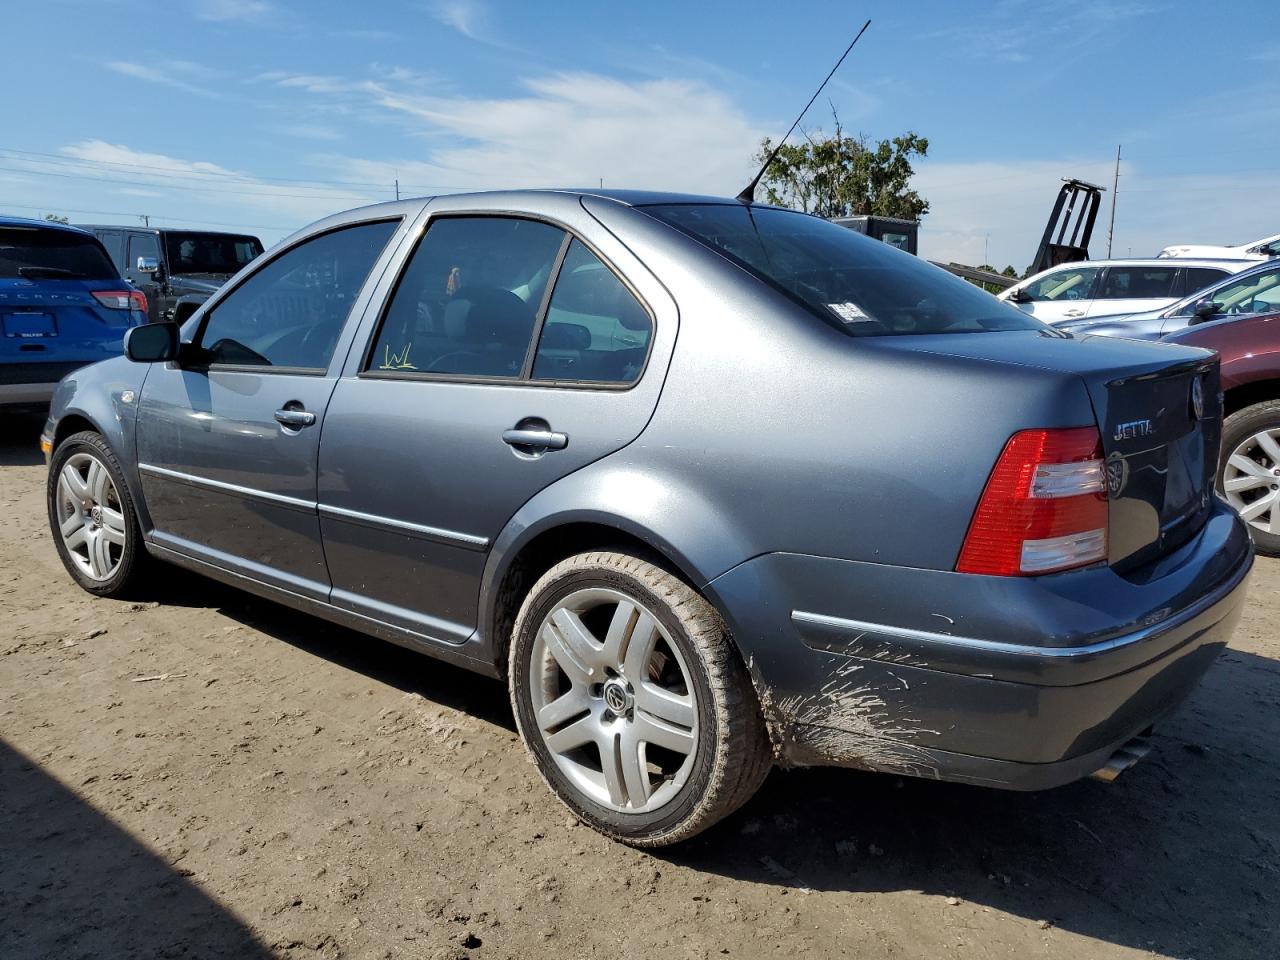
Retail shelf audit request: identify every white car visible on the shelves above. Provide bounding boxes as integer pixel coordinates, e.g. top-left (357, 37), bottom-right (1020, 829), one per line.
top-left (998, 258), bottom-right (1254, 325)
top-left (1158, 233), bottom-right (1280, 261)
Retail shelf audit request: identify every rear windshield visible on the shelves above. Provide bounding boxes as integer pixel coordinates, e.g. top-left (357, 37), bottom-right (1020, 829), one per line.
top-left (643, 204), bottom-right (1044, 336)
top-left (0, 227), bottom-right (117, 280)
top-left (164, 232), bottom-right (263, 275)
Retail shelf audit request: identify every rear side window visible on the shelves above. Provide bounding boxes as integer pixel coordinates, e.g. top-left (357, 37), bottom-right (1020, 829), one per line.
top-left (368, 217), bottom-right (566, 377)
top-left (532, 239), bottom-right (651, 383)
top-left (1182, 267), bottom-right (1228, 296)
top-left (1099, 266), bottom-right (1178, 299)
top-left (165, 232), bottom-right (263, 275)
top-left (1021, 266), bottom-right (1100, 302)
top-left (0, 227), bottom-right (116, 280)
top-left (198, 220), bottom-right (398, 370)
top-left (644, 204), bottom-right (1043, 336)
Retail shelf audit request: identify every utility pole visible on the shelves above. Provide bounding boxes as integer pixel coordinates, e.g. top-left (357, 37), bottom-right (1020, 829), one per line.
top-left (139, 214), bottom-right (150, 227)
top-left (1106, 144), bottom-right (1121, 257)
top-left (394, 177), bottom-right (400, 201)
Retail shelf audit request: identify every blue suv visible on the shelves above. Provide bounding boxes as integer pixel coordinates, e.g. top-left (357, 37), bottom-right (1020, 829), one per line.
top-left (1, 217), bottom-right (146, 409)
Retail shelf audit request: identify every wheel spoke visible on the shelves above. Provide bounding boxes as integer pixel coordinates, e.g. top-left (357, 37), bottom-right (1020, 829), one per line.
top-left (618, 727), bottom-right (651, 808)
top-left (537, 687), bottom-right (590, 733)
top-left (99, 507), bottom-right (127, 546)
top-left (622, 612), bottom-right (659, 681)
top-left (601, 600), bottom-right (636, 666)
top-left (635, 681), bottom-right (696, 729)
top-left (544, 713), bottom-right (597, 754)
top-left (597, 732), bottom-right (630, 806)
top-left (1239, 491), bottom-right (1277, 523)
top-left (1229, 454), bottom-right (1271, 479)
top-left (633, 712), bottom-right (696, 756)
top-left (542, 613), bottom-right (596, 686)
top-left (1256, 431), bottom-right (1280, 466)
top-left (1225, 474), bottom-right (1269, 493)
top-left (86, 460), bottom-right (110, 505)
top-left (60, 511), bottom-right (83, 538)
top-left (87, 530), bottom-right (114, 578)
top-left (61, 463), bottom-right (88, 500)
top-left (65, 526), bottom-right (87, 551)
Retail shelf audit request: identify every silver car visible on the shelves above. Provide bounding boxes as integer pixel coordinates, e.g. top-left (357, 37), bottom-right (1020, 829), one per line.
top-left (42, 190), bottom-right (1253, 846)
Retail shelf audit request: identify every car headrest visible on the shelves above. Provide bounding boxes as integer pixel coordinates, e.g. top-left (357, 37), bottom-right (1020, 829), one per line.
top-left (442, 287), bottom-right (534, 344)
top-left (540, 322), bottom-right (591, 351)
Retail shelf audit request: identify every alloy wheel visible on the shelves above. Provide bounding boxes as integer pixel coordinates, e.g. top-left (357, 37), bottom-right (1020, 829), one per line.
top-left (55, 452), bottom-right (127, 581)
top-left (528, 588), bottom-right (699, 814)
top-left (1222, 427), bottom-right (1280, 534)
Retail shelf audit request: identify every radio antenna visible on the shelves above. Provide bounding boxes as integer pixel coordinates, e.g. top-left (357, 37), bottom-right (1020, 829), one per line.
top-left (736, 19), bottom-right (871, 204)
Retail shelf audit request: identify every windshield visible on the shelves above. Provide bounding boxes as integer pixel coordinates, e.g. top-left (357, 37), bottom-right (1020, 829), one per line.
top-left (164, 232), bottom-right (263, 275)
top-left (642, 204), bottom-right (1045, 336)
top-left (0, 226), bottom-right (116, 280)
top-left (1169, 264), bottom-right (1280, 318)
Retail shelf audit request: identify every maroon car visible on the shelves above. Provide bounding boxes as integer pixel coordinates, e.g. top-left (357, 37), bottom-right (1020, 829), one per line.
top-left (1166, 311), bottom-right (1280, 554)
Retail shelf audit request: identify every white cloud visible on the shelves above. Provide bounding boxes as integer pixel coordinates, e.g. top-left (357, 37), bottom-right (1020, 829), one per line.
top-left (428, 0), bottom-right (487, 41)
top-left (270, 123), bottom-right (345, 142)
top-left (193, 0), bottom-right (273, 22)
top-left (104, 61), bottom-right (220, 99)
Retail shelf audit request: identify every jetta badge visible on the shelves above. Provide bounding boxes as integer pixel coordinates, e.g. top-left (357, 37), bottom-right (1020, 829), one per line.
top-left (1190, 377), bottom-right (1205, 420)
top-left (1113, 420), bottom-right (1154, 441)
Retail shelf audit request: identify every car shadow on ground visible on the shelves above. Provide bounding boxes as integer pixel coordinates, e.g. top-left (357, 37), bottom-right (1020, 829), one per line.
top-left (0, 737), bottom-right (275, 959)
top-left (0, 411), bottom-right (46, 467)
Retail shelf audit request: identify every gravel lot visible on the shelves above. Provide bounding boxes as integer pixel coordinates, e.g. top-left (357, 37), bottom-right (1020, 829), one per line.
top-left (2, 410), bottom-right (1278, 960)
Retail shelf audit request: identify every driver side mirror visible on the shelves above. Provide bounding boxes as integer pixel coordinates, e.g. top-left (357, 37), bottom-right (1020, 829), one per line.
top-left (1007, 287), bottom-right (1032, 303)
top-left (124, 321), bottom-right (180, 363)
top-left (1193, 298), bottom-right (1220, 319)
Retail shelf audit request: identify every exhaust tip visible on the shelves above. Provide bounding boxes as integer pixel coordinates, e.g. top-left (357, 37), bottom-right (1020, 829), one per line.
top-left (1090, 736), bottom-right (1153, 783)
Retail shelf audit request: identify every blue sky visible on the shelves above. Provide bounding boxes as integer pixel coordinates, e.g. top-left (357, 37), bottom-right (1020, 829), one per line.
top-left (3, 0), bottom-right (1278, 269)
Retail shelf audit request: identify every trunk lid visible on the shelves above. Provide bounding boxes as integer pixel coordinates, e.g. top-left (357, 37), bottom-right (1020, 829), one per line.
top-left (872, 330), bottom-right (1220, 571)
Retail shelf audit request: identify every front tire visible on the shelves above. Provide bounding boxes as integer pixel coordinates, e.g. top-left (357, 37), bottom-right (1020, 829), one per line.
top-left (47, 431), bottom-right (149, 596)
top-left (1219, 401), bottom-right (1280, 556)
top-left (508, 551), bottom-right (772, 847)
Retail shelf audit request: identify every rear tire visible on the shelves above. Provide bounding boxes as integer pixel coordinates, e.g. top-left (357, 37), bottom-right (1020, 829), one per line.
top-left (1219, 400), bottom-right (1280, 556)
top-left (47, 431), bottom-right (150, 596)
top-left (508, 551), bottom-right (772, 847)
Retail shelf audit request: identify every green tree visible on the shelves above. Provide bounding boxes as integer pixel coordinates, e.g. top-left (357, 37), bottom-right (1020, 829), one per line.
top-left (44, 213), bottom-right (70, 224)
top-left (754, 110), bottom-right (929, 221)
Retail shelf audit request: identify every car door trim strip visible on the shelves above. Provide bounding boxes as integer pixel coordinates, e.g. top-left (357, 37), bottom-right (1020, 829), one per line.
top-left (138, 463), bottom-right (316, 513)
top-left (317, 503), bottom-right (489, 550)
top-left (138, 463), bottom-right (490, 549)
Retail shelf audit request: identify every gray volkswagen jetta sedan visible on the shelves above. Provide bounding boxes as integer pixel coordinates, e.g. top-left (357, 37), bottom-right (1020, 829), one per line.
top-left (43, 190), bottom-right (1254, 846)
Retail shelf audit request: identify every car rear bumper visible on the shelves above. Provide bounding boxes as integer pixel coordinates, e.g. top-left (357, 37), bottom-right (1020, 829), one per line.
top-left (706, 501), bottom-right (1253, 788)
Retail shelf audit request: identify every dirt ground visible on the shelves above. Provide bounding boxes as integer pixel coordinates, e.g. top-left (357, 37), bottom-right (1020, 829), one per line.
top-left (2, 411), bottom-right (1277, 960)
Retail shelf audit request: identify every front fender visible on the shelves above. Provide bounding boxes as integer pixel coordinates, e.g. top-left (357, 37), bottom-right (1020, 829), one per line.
top-left (46, 356), bottom-right (153, 532)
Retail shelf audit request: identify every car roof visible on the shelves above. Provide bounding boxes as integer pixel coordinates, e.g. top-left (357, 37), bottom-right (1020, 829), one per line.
top-left (75, 224), bottom-right (263, 237)
top-left (0, 215), bottom-right (96, 236)
top-left (1037, 257), bottom-right (1254, 269)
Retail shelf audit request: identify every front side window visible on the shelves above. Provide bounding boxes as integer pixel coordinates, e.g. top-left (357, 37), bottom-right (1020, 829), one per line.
top-left (1179, 267), bottom-right (1280, 319)
top-left (198, 219), bottom-right (398, 370)
top-left (644, 204), bottom-right (1044, 336)
top-left (1021, 266), bottom-right (1100, 302)
top-left (532, 239), bottom-right (652, 383)
top-left (1099, 267), bottom-right (1177, 299)
top-left (368, 217), bottom-right (565, 377)
top-left (0, 227), bottom-right (116, 280)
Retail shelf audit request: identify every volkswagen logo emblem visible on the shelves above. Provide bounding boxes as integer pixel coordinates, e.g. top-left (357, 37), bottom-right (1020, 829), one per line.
top-left (1190, 376), bottom-right (1205, 420)
top-left (602, 680), bottom-right (630, 715)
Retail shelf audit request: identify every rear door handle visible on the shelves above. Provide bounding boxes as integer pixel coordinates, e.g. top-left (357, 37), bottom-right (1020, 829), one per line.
top-left (502, 428), bottom-right (568, 451)
top-left (274, 408), bottom-right (316, 428)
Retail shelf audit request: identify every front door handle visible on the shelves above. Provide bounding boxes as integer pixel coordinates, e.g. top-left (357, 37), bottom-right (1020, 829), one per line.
top-left (502, 427), bottom-right (568, 451)
top-left (1064, 308), bottom-right (1086, 318)
top-left (274, 408), bottom-right (316, 428)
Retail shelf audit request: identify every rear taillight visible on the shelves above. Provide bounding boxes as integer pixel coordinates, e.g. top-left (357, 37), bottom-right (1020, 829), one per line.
top-left (957, 427), bottom-right (1107, 576)
top-left (92, 289), bottom-right (148, 313)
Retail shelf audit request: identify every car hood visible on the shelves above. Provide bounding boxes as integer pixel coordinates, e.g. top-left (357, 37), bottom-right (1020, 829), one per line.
top-left (1056, 307), bottom-right (1165, 338)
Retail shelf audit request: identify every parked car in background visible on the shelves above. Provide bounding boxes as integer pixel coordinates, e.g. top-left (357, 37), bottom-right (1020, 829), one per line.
top-left (1159, 232), bottom-right (1280, 261)
top-left (1, 217), bottom-right (146, 409)
top-left (78, 225), bottom-right (263, 324)
top-left (1164, 311), bottom-right (1280, 555)
top-left (1059, 258), bottom-right (1280, 340)
top-left (42, 191), bottom-right (1252, 847)
top-left (998, 258), bottom-right (1250, 325)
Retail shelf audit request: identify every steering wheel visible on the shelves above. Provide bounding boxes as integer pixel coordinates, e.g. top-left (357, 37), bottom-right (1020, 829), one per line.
top-left (1227, 298), bottom-right (1255, 316)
